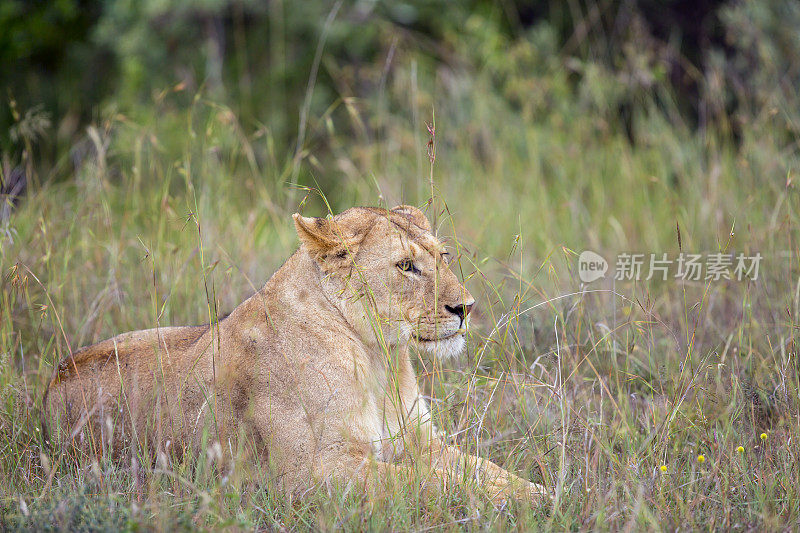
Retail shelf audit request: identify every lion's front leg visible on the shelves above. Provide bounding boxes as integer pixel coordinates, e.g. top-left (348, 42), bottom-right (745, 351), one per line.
top-left (411, 439), bottom-right (551, 505)
top-left (313, 452), bottom-right (453, 501)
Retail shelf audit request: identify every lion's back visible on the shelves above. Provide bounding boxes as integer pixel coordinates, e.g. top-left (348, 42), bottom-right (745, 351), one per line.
top-left (42, 325), bottom-right (209, 450)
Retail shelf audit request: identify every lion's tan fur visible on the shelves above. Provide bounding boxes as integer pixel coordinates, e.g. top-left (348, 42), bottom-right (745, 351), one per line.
top-left (43, 205), bottom-right (548, 503)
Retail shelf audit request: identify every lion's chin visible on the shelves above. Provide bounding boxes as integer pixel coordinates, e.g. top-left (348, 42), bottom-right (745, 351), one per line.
top-left (415, 333), bottom-right (465, 360)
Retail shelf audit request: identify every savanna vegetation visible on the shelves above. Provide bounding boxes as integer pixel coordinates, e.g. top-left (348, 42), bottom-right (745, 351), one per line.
top-left (1, 0), bottom-right (799, 530)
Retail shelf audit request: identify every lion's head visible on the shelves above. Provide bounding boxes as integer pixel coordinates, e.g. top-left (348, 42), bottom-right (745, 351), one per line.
top-left (293, 205), bottom-right (474, 358)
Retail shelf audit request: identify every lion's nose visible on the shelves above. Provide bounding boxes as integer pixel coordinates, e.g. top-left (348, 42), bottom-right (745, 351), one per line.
top-left (445, 301), bottom-right (474, 322)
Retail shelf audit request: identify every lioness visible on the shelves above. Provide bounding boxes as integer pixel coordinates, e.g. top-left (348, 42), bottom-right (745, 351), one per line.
top-left (43, 205), bottom-right (549, 504)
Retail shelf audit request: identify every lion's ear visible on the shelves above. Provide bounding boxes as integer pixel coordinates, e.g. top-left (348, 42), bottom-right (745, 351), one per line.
top-left (293, 214), bottom-right (360, 272)
top-left (391, 205), bottom-right (432, 232)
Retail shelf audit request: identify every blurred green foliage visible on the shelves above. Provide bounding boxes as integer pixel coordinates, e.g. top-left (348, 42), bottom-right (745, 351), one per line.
top-left (3, 0), bottom-right (800, 189)
top-left (1, 0), bottom-right (109, 155)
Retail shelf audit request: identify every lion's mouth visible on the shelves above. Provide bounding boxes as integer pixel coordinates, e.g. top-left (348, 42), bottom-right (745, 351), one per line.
top-left (414, 329), bottom-right (465, 343)
top-left (412, 328), bottom-right (467, 359)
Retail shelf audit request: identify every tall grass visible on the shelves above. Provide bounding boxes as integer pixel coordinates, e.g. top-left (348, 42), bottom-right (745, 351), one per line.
top-left (2, 48), bottom-right (799, 530)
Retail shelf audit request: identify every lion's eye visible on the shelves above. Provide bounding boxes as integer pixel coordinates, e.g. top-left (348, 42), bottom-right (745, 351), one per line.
top-left (396, 258), bottom-right (419, 274)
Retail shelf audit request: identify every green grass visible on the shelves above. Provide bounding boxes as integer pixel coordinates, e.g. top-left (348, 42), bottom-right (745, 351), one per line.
top-left (1, 64), bottom-right (799, 531)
